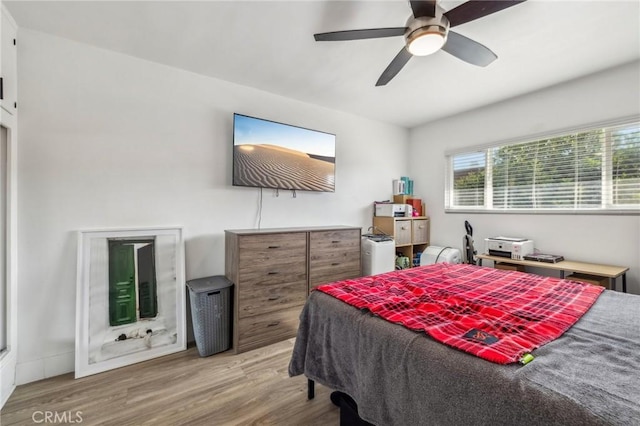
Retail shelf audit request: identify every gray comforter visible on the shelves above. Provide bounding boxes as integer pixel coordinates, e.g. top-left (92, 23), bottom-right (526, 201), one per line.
top-left (289, 289), bottom-right (640, 425)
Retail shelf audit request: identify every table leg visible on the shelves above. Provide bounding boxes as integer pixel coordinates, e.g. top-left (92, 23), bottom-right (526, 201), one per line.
top-left (622, 273), bottom-right (627, 293)
top-left (610, 277), bottom-right (616, 292)
top-left (560, 271), bottom-right (564, 279)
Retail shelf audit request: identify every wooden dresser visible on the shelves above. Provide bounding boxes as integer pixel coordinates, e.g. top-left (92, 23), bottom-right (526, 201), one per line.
top-left (225, 226), bottom-right (361, 353)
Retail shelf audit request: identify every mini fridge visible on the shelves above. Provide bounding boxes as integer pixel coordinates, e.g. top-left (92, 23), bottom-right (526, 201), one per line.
top-left (361, 235), bottom-right (396, 276)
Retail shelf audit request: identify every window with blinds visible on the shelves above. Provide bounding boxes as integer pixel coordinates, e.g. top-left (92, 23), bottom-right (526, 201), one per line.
top-left (445, 119), bottom-right (640, 213)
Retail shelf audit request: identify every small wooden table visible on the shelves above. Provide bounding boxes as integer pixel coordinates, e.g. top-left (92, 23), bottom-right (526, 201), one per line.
top-left (476, 254), bottom-right (629, 293)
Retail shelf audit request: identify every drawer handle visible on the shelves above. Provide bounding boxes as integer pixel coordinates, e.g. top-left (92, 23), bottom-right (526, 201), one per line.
top-left (268, 245), bottom-right (280, 249)
top-left (331, 240), bottom-right (340, 244)
top-left (207, 291), bottom-right (220, 296)
top-left (267, 321), bottom-right (280, 327)
top-left (401, 226), bottom-right (408, 230)
top-left (267, 271), bottom-right (278, 275)
top-left (268, 295), bottom-right (280, 301)
top-left (419, 225), bottom-right (424, 229)
top-left (331, 262), bottom-right (340, 266)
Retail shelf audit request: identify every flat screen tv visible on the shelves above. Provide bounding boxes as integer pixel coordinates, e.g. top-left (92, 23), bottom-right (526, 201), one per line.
top-left (233, 113), bottom-right (336, 193)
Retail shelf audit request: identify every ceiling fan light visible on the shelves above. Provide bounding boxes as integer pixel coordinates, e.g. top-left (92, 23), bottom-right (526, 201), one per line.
top-left (407, 26), bottom-right (447, 56)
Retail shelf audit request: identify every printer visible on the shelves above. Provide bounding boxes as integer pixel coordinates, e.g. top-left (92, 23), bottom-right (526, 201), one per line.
top-left (484, 237), bottom-right (534, 260)
top-left (375, 203), bottom-right (412, 217)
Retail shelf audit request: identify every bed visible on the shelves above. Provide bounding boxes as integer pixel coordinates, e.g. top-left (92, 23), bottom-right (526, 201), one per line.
top-left (288, 263), bottom-right (640, 425)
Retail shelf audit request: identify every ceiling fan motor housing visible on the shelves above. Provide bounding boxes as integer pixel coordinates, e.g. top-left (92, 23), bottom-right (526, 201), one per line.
top-left (404, 9), bottom-right (450, 55)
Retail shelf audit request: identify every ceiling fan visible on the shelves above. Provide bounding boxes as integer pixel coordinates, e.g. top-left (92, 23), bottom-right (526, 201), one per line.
top-left (314, 0), bottom-right (527, 86)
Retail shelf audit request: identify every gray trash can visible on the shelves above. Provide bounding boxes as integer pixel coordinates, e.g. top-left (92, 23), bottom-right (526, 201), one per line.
top-left (186, 275), bottom-right (233, 357)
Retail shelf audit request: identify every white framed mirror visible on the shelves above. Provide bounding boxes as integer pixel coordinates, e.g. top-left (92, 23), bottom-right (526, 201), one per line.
top-left (75, 227), bottom-right (186, 378)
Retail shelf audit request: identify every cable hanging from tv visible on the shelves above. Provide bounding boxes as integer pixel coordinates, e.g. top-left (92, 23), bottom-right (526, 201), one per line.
top-left (256, 187), bottom-right (263, 229)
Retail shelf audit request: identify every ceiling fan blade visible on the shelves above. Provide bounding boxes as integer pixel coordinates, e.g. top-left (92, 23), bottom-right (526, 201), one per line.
top-left (445, 0), bottom-right (526, 28)
top-left (314, 27), bottom-right (406, 42)
top-left (376, 47), bottom-right (413, 87)
top-left (410, 0), bottom-right (437, 18)
top-left (442, 31), bottom-right (497, 67)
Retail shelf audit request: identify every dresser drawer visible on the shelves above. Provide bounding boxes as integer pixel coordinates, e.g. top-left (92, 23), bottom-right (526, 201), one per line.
top-left (237, 306), bottom-right (302, 353)
top-left (412, 219), bottom-right (429, 244)
top-left (238, 261), bottom-right (306, 287)
top-left (309, 263), bottom-right (361, 289)
top-left (309, 229), bottom-right (361, 288)
top-left (309, 229), bottom-right (361, 262)
top-left (394, 219), bottom-right (412, 245)
top-left (238, 232), bottom-right (306, 256)
top-left (238, 280), bottom-right (307, 318)
top-left (309, 248), bottom-right (361, 288)
top-left (309, 229), bottom-right (361, 252)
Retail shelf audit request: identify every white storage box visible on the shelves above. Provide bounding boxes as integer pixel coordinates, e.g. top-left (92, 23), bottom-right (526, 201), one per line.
top-left (420, 246), bottom-right (461, 265)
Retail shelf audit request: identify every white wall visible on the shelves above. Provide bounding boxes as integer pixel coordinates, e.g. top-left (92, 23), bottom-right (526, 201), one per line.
top-left (15, 29), bottom-right (409, 384)
top-left (409, 61), bottom-right (640, 294)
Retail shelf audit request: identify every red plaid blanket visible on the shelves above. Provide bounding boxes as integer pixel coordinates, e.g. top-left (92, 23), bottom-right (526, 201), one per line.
top-left (316, 263), bottom-right (604, 364)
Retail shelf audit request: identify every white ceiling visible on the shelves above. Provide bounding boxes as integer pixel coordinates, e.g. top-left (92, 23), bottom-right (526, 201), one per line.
top-left (5, 0), bottom-right (640, 128)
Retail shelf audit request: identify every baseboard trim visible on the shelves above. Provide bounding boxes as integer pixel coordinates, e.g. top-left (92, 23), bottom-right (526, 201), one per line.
top-left (16, 351), bottom-right (74, 385)
top-left (16, 358), bottom-right (44, 385)
top-left (1, 349), bottom-right (17, 409)
top-left (1, 383), bottom-right (15, 408)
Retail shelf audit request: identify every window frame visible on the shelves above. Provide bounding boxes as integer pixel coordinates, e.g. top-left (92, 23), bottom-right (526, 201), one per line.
top-left (445, 116), bottom-right (640, 215)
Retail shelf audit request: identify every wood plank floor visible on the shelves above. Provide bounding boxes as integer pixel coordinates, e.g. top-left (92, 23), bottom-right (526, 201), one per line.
top-left (1, 339), bottom-right (339, 425)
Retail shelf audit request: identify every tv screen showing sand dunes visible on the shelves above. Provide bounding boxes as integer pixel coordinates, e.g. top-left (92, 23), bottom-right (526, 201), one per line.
top-left (233, 114), bottom-right (336, 192)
